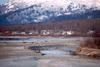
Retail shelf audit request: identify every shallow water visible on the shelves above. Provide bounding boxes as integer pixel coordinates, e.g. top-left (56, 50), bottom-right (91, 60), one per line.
top-left (0, 36), bottom-right (100, 67)
top-left (0, 55), bottom-right (100, 67)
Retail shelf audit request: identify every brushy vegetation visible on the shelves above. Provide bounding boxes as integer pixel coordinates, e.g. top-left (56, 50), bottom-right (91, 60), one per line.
top-left (81, 30), bottom-right (100, 49)
top-left (81, 38), bottom-right (100, 49)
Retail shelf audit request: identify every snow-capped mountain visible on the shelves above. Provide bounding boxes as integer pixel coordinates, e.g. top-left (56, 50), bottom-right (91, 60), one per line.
top-left (0, 0), bottom-right (100, 25)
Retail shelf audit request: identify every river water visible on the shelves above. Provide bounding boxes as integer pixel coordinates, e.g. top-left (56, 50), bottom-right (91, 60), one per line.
top-left (0, 36), bottom-right (100, 67)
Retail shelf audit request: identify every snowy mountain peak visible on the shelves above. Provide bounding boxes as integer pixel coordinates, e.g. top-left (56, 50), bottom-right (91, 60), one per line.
top-left (0, 0), bottom-right (100, 25)
top-left (6, 0), bottom-right (100, 9)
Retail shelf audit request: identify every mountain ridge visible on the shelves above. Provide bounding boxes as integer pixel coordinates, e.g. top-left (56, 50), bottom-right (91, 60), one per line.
top-left (0, 0), bottom-right (100, 25)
